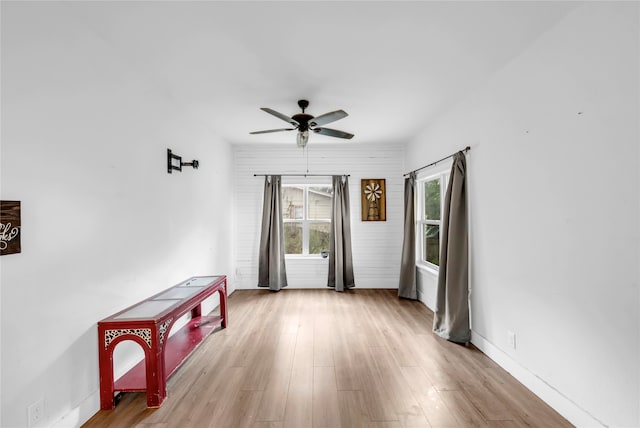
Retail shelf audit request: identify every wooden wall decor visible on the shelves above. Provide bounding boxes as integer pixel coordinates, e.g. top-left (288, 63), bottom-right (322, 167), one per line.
top-left (1, 201), bottom-right (21, 255)
top-left (361, 179), bottom-right (386, 221)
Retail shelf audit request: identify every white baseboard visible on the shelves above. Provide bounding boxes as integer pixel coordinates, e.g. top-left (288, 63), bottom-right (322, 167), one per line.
top-left (51, 391), bottom-right (99, 428)
top-left (471, 331), bottom-right (605, 428)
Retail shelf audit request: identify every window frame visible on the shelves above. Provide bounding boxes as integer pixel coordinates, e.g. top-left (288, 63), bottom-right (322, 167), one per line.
top-left (281, 183), bottom-right (332, 257)
top-left (416, 168), bottom-right (449, 272)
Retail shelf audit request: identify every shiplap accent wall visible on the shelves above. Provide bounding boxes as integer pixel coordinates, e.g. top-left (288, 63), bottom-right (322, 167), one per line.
top-left (233, 143), bottom-right (404, 289)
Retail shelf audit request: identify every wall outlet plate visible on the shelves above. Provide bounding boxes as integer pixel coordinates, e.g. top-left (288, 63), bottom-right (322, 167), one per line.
top-left (27, 398), bottom-right (44, 427)
top-left (507, 330), bottom-right (517, 350)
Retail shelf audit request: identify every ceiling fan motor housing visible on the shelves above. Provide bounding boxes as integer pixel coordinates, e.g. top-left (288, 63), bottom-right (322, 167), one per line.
top-left (292, 113), bottom-right (313, 131)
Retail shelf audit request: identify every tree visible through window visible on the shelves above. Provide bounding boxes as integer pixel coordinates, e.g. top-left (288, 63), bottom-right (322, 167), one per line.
top-left (282, 185), bottom-right (332, 255)
top-left (418, 172), bottom-right (447, 268)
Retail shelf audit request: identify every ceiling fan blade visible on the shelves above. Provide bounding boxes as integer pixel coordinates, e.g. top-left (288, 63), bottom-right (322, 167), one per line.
top-left (313, 127), bottom-right (354, 139)
top-left (309, 110), bottom-right (348, 127)
top-left (250, 128), bottom-right (295, 135)
top-left (261, 107), bottom-right (299, 126)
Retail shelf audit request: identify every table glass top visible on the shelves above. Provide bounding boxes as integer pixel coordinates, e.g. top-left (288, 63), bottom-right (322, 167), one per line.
top-left (107, 276), bottom-right (224, 320)
top-left (113, 299), bottom-right (180, 319)
top-left (181, 276), bottom-right (220, 287)
top-left (154, 286), bottom-right (203, 300)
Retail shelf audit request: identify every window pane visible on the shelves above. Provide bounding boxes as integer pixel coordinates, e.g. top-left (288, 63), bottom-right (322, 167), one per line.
top-left (282, 187), bottom-right (304, 220)
top-left (309, 222), bottom-right (331, 254)
top-left (284, 222), bottom-right (303, 254)
top-left (423, 224), bottom-right (440, 265)
top-left (308, 186), bottom-right (333, 220)
top-left (424, 179), bottom-right (441, 220)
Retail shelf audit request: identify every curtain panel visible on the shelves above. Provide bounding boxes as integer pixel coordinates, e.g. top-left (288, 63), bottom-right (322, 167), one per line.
top-left (328, 175), bottom-right (355, 291)
top-left (257, 175), bottom-right (288, 291)
top-left (433, 152), bottom-right (470, 343)
top-left (398, 172), bottom-right (417, 299)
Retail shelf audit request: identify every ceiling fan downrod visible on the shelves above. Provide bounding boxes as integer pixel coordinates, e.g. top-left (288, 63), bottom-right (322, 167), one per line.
top-left (297, 99), bottom-right (309, 113)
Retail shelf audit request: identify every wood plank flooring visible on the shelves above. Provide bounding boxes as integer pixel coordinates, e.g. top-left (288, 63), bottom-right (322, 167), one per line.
top-left (83, 289), bottom-right (573, 428)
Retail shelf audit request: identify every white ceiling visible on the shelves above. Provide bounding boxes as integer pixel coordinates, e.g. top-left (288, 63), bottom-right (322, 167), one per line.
top-left (71, 1), bottom-right (578, 146)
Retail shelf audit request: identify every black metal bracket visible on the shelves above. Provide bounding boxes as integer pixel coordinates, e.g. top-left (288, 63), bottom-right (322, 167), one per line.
top-left (167, 149), bottom-right (199, 174)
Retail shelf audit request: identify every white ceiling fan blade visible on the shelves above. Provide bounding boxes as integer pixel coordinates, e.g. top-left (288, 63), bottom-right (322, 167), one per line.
top-left (313, 127), bottom-right (354, 139)
top-left (309, 110), bottom-right (348, 127)
top-left (250, 128), bottom-right (295, 134)
top-left (261, 107), bottom-right (299, 127)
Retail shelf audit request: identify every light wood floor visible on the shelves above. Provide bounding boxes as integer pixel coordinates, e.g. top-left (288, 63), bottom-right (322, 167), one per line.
top-left (83, 289), bottom-right (573, 428)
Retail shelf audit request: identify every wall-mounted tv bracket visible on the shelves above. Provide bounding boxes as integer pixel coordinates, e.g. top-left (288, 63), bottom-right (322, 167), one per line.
top-left (167, 149), bottom-right (199, 174)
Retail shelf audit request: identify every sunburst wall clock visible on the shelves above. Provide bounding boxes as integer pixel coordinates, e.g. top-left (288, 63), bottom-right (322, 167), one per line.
top-left (361, 179), bottom-right (386, 221)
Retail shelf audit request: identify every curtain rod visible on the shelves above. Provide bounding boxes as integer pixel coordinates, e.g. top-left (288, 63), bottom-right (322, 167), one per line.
top-left (253, 174), bottom-right (350, 177)
top-left (403, 146), bottom-right (470, 177)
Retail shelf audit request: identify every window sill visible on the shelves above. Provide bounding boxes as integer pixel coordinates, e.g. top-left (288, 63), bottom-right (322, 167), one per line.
top-left (417, 263), bottom-right (439, 277)
top-left (285, 255), bottom-right (328, 260)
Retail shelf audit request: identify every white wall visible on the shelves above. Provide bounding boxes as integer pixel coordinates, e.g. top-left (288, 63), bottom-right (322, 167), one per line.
top-left (233, 143), bottom-right (403, 289)
top-left (0, 4), bottom-right (234, 427)
top-left (406, 3), bottom-right (639, 427)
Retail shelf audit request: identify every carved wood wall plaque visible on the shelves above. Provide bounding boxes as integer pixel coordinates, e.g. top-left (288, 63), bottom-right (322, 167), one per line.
top-left (361, 179), bottom-right (386, 221)
top-left (0, 201), bottom-right (21, 255)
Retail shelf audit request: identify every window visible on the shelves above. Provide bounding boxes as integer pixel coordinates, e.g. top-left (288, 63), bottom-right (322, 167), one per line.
top-left (418, 171), bottom-right (448, 269)
top-left (282, 185), bottom-right (332, 255)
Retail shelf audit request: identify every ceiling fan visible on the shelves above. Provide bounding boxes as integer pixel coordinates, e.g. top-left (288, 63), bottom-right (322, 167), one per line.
top-left (250, 99), bottom-right (354, 147)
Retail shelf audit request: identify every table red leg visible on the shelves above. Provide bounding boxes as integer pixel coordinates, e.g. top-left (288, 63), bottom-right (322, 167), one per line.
top-left (219, 284), bottom-right (228, 328)
top-left (98, 329), bottom-right (116, 410)
top-left (144, 335), bottom-right (167, 408)
top-left (191, 304), bottom-right (202, 318)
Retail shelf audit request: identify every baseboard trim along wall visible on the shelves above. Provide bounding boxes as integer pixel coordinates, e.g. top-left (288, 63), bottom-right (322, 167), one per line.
top-left (471, 332), bottom-right (605, 428)
top-left (416, 268), bottom-right (603, 427)
top-left (52, 391), bottom-right (99, 428)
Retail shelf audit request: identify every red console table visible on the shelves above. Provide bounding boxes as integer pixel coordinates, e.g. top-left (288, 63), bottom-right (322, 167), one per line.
top-left (98, 275), bottom-right (227, 409)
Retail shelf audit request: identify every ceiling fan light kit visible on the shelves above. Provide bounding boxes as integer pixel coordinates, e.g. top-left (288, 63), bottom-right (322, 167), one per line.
top-left (296, 130), bottom-right (309, 147)
top-left (250, 99), bottom-right (353, 148)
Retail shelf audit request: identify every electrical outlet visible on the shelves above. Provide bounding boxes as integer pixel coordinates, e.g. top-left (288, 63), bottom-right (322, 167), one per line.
top-left (27, 398), bottom-right (44, 428)
top-left (507, 330), bottom-right (516, 350)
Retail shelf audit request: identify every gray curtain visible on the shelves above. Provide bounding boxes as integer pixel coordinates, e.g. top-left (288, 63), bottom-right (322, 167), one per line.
top-left (258, 175), bottom-right (288, 291)
top-left (398, 172), bottom-right (417, 299)
top-left (433, 152), bottom-right (470, 343)
top-left (328, 175), bottom-right (355, 292)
